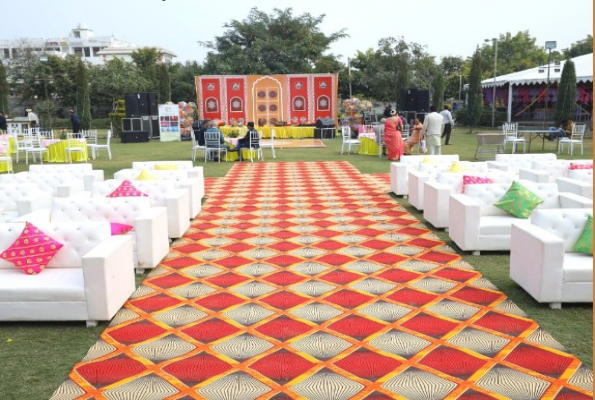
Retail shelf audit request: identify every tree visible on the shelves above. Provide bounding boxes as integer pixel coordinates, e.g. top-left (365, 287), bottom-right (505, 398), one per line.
top-left (554, 59), bottom-right (577, 126)
top-left (0, 61), bottom-right (9, 114)
top-left (431, 72), bottom-right (445, 110)
top-left (563, 35), bottom-right (593, 59)
top-left (200, 8), bottom-right (347, 75)
top-left (131, 48), bottom-right (160, 93)
top-left (440, 56), bottom-right (465, 100)
top-left (170, 61), bottom-right (203, 103)
top-left (466, 48), bottom-right (484, 131)
top-left (158, 63), bottom-right (171, 104)
top-left (76, 59), bottom-right (92, 130)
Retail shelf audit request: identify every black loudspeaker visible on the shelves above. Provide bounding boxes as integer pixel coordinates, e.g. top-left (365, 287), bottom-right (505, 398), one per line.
top-left (401, 89), bottom-right (418, 112)
top-left (125, 92), bottom-right (157, 117)
top-left (417, 90), bottom-right (430, 112)
top-left (120, 131), bottom-right (149, 143)
top-left (316, 118), bottom-right (335, 128)
top-left (122, 118), bottom-right (142, 131)
top-left (150, 116), bottom-right (160, 138)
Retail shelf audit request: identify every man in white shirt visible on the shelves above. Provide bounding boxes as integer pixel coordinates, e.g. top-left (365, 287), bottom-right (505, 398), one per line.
top-left (422, 105), bottom-right (445, 155)
top-left (440, 105), bottom-right (454, 145)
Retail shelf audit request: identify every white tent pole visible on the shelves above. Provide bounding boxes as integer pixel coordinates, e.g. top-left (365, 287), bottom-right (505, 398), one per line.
top-left (507, 83), bottom-right (513, 123)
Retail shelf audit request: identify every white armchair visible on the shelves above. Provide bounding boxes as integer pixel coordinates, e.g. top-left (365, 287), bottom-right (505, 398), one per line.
top-left (488, 153), bottom-right (557, 175)
top-left (0, 183), bottom-right (53, 222)
top-left (510, 208), bottom-right (592, 309)
top-left (28, 163), bottom-right (104, 191)
top-left (0, 221), bottom-right (135, 327)
top-left (390, 155), bottom-right (459, 197)
top-left (518, 159), bottom-right (592, 184)
top-left (92, 180), bottom-right (190, 239)
top-left (556, 169), bottom-right (593, 200)
top-left (408, 161), bottom-right (489, 211)
top-left (423, 170), bottom-right (516, 230)
top-left (114, 169), bottom-right (204, 218)
top-left (448, 181), bottom-right (593, 255)
top-left (131, 161), bottom-right (204, 181)
top-left (16, 196), bottom-right (169, 273)
top-left (0, 171), bottom-right (86, 197)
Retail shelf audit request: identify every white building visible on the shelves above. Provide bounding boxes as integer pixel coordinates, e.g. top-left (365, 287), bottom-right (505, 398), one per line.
top-left (0, 23), bottom-right (176, 64)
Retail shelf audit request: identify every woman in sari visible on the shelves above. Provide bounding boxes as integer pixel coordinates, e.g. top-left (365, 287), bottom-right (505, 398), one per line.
top-left (383, 110), bottom-right (404, 161)
top-left (403, 118), bottom-right (424, 154)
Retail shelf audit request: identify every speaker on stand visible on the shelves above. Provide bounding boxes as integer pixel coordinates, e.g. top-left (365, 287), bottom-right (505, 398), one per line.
top-left (314, 118), bottom-right (336, 139)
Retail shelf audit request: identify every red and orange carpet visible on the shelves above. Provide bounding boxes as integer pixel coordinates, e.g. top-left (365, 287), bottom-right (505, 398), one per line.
top-left (51, 162), bottom-right (592, 399)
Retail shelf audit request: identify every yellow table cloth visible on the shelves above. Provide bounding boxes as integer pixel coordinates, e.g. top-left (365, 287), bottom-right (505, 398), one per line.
top-left (0, 135), bottom-right (16, 154)
top-left (358, 137), bottom-right (380, 155)
top-left (43, 139), bottom-right (88, 163)
top-left (220, 126), bottom-right (315, 139)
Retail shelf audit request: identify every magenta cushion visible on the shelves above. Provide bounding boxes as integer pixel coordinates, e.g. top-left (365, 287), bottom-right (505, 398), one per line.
top-left (0, 222), bottom-right (64, 275)
top-left (106, 180), bottom-right (148, 198)
top-left (110, 222), bottom-right (133, 235)
top-left (462, 175), bottom-right (493, 193)
top-left (569, 162), bottom-right (593, 170)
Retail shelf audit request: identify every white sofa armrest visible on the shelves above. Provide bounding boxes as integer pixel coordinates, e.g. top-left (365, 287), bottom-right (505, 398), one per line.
top-left (17, 195), bottom-right (52, 216)
top-left (449, 193), bottom-right (481, 252)
top-left (558, 193), bottom-right (593, 208)
top-left (423, 181), bottom-right (451, 229)
top-left (509, 222), bottom-right (565, 305)
top-left (407, 170), bottom-right (430, 210)
top-left (57, 183), bottom-right (84, 198)
top-left (519, 168), bottom-right (549, 183)
top-left (178, 178), bottom-right (202, 218)
top-left (83, 235), bottom-right (136, 324)
top-left (557, 177), bottom-right (593, 200)
top-left (166, 188), bottom-right (191, 238)
top-left (83, 170), bottom-right (105, 191)
top-left (188, 166), bottom-right (204, 181)
top-left (135, 207), bottom-right (169, 271)
top-left (391, 163), bottom-right (409, 196)
top-left (486, 161), bottom-right (508, 171)
top-left (12, 208), bottom-right (51, 223)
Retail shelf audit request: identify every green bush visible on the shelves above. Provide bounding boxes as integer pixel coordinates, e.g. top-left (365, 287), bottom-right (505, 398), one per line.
top-left (45, 118), bottom-right (112, 130)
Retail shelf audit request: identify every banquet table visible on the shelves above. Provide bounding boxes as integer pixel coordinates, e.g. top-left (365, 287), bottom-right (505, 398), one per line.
top-left (42, 139), bottom-right (88, 163)
top-left (0, 135), bottom-right (16, 154)
top-left (357, 133), bottom-right (380, 156)
top-left (220, 126), bottom-right (315, 139)
top-left (517, 129), bottom-right (552, 152)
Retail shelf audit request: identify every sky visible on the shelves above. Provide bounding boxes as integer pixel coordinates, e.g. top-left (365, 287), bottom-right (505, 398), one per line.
top-left (2, 0), bottom-right (592, 64)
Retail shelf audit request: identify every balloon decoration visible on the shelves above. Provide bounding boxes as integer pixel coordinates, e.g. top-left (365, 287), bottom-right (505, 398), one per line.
top-left (177, 101), bottom-right (197, 138)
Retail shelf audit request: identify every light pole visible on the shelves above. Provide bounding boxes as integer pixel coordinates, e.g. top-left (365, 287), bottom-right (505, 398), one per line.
top-left (347, 57), bottom-right (352, 99)
top-left (485, 38), bottom-right (498, 127)
top-left (456, 74), bottom-right (462, 101)
top-left (544, 41), bottom-right (557, 126)
top-left (38, 55), bottom-right (53, 129)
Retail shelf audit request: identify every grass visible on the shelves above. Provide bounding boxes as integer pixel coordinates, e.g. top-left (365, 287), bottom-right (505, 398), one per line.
top-left (0, 127), bottom-right (592, 400)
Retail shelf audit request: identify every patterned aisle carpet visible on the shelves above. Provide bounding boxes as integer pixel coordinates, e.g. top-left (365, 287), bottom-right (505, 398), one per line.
top-left (52, 161), bottom-right (592, 400)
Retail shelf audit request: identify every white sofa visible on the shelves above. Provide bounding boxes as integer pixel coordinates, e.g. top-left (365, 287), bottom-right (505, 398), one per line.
top-left (488, 153), bottom-right (557, 175)
top-left (449, 181), bottom-right (592, 255)
top-left (423, 170), bottom-right (516, 230)
top-left (114, 168), bottom-right (203, 218)
top-left (0, 183), bottom-right (53, 222)
top-left (0, 171), bottom-right (85, 197)
top-left (556, 169), bottom-right (593, 199)
top-left (0, 221), bottom-right (135, 327)
top-left (28, 163), bottom-right (104, 191)
top-left (92, 179), bottom-right (190, 239)
top-left (131, 161), bottom-right (204, 180)
top-left (408, 161), bottom-right (490, 211)
top-left (391, 155), bottom-right (459, 197)
top-left (510, 208), bottom-right (592, 309)
top-left (17, 196), bottom-right (169, 273)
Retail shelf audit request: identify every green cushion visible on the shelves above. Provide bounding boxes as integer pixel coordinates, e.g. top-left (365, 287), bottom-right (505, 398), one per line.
top-left (493, 181), bottom-right (544, 218)
top-left (573, 215), bottom-right (593, 255)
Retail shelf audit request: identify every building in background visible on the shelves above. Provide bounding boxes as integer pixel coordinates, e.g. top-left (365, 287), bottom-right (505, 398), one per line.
top-left (0, 23), bottom-right (175, 64)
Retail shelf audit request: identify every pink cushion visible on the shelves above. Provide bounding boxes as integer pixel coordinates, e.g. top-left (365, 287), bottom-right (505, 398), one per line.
top-left (569, 162), bottom-right (593, 170)
top-left (106, 180), bottom-right (148, 198)
top-left (462, 175), bottom-right (493, 193)
top-left (110, 222), bottom-right (134, 235)
top-left (0, 222), bottom-right (64, 275)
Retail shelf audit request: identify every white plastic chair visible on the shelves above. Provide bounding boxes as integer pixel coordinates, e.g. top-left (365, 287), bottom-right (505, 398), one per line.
top-left (190, 130), bottom-right (206, 161)
top-left (259, 129), bottom-right (276, 159)
top-left (558, 124), bottom-right (586, 155)
top-left (502, 122), bottom-right (526, 154)
top-left (401, 124), bottom-right (411, 141)
top-left (25, 133), bottom-right (49, 164)
top-left (65, 132), bottom-right (86, 163)
top-left (246, 129), bottom-right (263, 162)
top-left (204, 131), bottom-right (227, 162)
top-left (377, 126), bottom-right (386, 158)
top-left (340, 126), bottom-right (361, 155)
top-left (88, 130), bottom-right (112, 160)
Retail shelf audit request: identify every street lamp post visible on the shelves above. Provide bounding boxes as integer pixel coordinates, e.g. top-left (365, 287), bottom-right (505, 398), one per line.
top-left (38, 55), bottom-right (53, 129)
top-left (544, 41), bottom-right (557, 126)
top-left (485, 38), bottom-right (498, 127)
top-left (456, 74), bottom-right (462, 101)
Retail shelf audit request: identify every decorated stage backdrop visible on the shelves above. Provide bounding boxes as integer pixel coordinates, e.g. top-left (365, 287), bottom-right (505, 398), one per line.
top-left (196, 74), bottom-right (338, 126)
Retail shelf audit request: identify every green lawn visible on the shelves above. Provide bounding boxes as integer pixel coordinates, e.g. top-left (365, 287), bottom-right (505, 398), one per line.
top-left (0, 127), bottom-right (592, 400)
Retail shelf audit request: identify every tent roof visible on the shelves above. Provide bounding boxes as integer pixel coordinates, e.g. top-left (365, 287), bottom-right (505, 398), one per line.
top-left (481, 53), bottom-right (593, 88)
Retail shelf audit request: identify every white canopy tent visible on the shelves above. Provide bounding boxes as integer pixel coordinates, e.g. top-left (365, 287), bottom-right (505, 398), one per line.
top-left (481, 53), bottom-right (593, 122)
